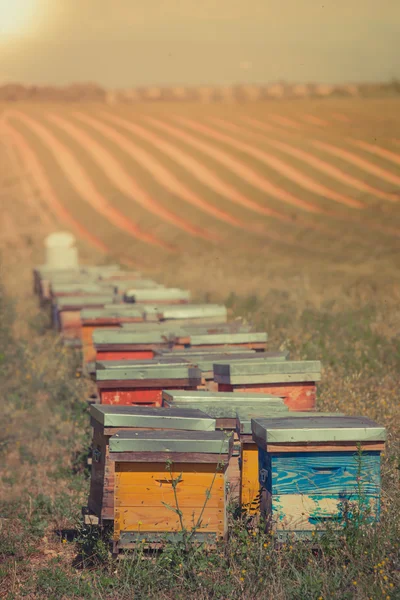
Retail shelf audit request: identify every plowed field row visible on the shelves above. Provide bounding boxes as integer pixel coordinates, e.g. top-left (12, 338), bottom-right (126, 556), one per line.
top-left (1, 99), bottom-right (400, 271)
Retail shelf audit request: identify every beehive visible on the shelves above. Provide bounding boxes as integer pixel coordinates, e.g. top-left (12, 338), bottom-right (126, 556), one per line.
top-left (96, 361), bottom-right (202, 406)
top-left (109, 430), bottom-right (232, 550)
top-left (53, 294), bottom-right (117, 339)
top-left (214, 359), bottom-right (321, 410)
top-left (81, 306), bottom-right (146, 366)
top-left (152, 304), bottom-right (228, 325)
top-left (163, 391), bottom-right (287, 499)
top-left (124, 288), bottom-right (190, 304)
top-left (93, 329), bottom-right (170, 362)
top-left (251, 416), bottom-right (386, 540)
top-left (236, 410), bottom-right (343, 515)
top-left (88, 405), bottom-right (215, 522)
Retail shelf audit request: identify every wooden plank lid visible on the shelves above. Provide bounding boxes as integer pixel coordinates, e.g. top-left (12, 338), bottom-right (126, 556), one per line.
top-left (188, 332), bottom-right (267, 346)
top-left (170, 401), bottom-right (286, 420)
top-left (93, 329), bottom-right (168, 345)
top-left (156, 304), bottom-right (228, 321)
top-left (163, 390), bottom-right (286, 405)
top-left (96, 361), bottom-right (202, 382)
top-left (55, 295), bottom-right (116, 310)
top-left (51, 282), bottom-right (115, 295)
top-left (81, 306), bottom-right (144, 320)
top-left (251, 415), bottom-right (386, 447)
top-left (157, 347), bottom-right (256, 358)
top-left (109, 429), bottom-right (232, 454)
top-left (213, 359), bottom-right (321, 384)
top-left (90, 405), bottom-right (215, 431)
top-left (237, 410), bottom-right (342, 435)
top-left (125, 288), bottom-right (190, 302)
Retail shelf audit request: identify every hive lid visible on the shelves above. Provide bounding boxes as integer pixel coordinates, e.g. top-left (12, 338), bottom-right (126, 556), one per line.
top-left (157, 304), bottom-right (228, 321)
top-left (90, 405), bottom-right (215, 431)
top-left (213, 359), bottom-right (321, 384)
top-left (251, 416), bottom-right (386, 446)
top-left (93, 329), bottom-right (168, 345)
top-left (51, 282), bottom-right (115, 295)
top-left (96, 362), bottom-right (202, 382)
top-left (169, 401), bottom-right (286, 421)
top-left (113, 279), bottom-right (163, 290)
top-left (56, 295), bottom-right (116, 309)
top-left (81, 306), bottom-right (145, 320)
top-left (237, 410), bottom-right (342, 435)
top-left (96, 357), bottom-right (193, 370)
top-left (158, 347), bottom-right (256, 357)
top-left (163, 390), bottom-right (286, 406)
top-left (96, 269), bottom-right (141, 280)
top-left (125, 288), bottom-right (190, 302)
top-left (188, 332), bottom-right (267, 346)
top-left (109, 429), bottom-right (231, 454)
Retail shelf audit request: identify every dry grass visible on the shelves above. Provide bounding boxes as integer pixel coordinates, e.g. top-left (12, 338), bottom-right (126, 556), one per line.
top-left (0, 97), bottom-right (399, 598)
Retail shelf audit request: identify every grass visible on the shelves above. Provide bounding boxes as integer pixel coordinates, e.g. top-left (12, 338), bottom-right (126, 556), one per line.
top-left (0, 97), bottom-right (400, 598)
top-left (0, 255), bottom-right (399, 599)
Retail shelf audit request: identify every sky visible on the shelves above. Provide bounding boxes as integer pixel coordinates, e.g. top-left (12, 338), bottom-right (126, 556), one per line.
top-left (0, 0), bottom-right (399, 86)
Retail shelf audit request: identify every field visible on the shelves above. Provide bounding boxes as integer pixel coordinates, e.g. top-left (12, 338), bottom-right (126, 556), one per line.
top-left (0, 97), bottom-right (399, 599)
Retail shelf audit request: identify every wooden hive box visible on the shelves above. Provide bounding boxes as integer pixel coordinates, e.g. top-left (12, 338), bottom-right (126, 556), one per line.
top-left (163, 391), bottom-right (287, 501)
top-left (33, 266), bottom-right (81, 300)
top-left (81, 306), bottom-right (147, 366)
top-left (53, 294), bottom-right (117, 340)
top-left (151, 304), bottom-right (228, 325)
top-left (169, 323), bottom-right (254, 348)
top-left (109, 430), bottom-right (232, 551)
top-left (93, 329), bottom-right (170, 362)
top-left (124, 288), bottom-right (190, 305)
top-left (96, 361), bottom-right (202, 406)
top-left (236, 410), bottom-right (343, 515)
top-left (251, 416), bottom-right (386, 541)
top-left (88, 404), bottom-right (216, 523)
top-left (214, 359), bottom-right (322, 411)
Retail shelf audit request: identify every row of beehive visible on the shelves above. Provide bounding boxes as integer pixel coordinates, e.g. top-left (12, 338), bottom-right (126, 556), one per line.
top-left (33, 263), bottom-right (386, 552)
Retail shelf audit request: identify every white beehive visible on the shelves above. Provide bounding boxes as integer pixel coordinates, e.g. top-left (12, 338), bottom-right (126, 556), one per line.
top-left (45, 232), bottom-right (79, 269)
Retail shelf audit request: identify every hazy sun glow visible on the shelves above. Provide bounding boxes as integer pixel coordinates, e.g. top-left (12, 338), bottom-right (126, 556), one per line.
top-left (0, 0), bottom-right (39, 38)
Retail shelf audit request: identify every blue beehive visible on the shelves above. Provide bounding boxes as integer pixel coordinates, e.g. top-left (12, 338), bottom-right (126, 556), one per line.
top-left (251, 416), bottom-right (386, 540)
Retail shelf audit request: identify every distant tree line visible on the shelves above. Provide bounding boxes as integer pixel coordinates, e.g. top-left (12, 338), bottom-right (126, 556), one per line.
top-left (1, 80), bottom-right (400, 103)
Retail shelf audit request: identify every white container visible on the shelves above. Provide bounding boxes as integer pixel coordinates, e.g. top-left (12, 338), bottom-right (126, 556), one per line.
top-left (45, 232), bottom-right (79, 270)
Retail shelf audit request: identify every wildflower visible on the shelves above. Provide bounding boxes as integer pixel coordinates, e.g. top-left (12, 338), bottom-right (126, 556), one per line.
top-left (352, 581), bottom-right (357, 586)
top-left (62, 539), bottom-right (67, 544)
top-left (384, 576), bottom-right (388, 581)
top-left (241, 569), bottom-right (246, 574)
top-left (263, 543), bottom-right (268, 548)
top-left (240, 577), bottom-right (244, 582)
top-left (289, 545), bottom-right (293, 550)
top-left (389, 583), bottom-right (394, 588)
top-left (142, 539), bottom-right (146, 543)
top-left (76, 372), bottom-right (81, 378)
top-left (138, 521), bottom-right (143, 526)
